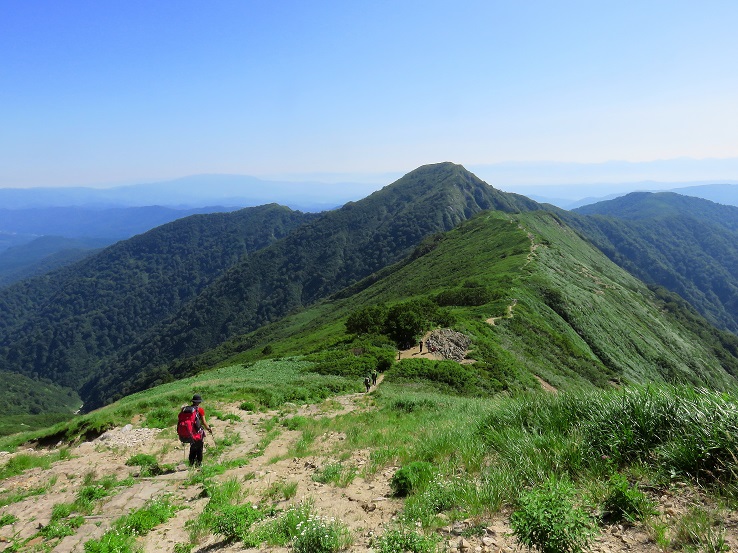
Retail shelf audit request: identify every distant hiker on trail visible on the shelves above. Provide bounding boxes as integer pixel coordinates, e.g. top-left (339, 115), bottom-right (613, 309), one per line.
top-left (177, 394), bottom-right (212, 467)
top-left (372, 369), bottom-right (378, 386)
top-left (364, 376), bottom-right (371, 393)
top-left (419, 340), bottom-right (423, 353)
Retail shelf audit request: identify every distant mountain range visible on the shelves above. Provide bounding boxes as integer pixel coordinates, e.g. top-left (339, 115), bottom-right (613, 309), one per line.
top-left (0, 174), bottom-right (380, 210)
top-left (512, 182), bottom-right (738, 209)
top-left (3, 163), bottom-right (738, 416)
top-left (0, 175), bottom-right (382, 285)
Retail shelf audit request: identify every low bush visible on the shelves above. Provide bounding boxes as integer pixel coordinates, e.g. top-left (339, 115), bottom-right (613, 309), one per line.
top-left (601, 473), bottom-right (657, 522)
top-left (388, 359), bottom-right (482, 395)
top-left (210, 504), bottom-right (265, 542)
top-left (293, 515), bottom-right (351, 553)
top-left (511, 475), bottom-right (596, 553)
top-left (373, 527), bottom-right (441, 553)
top-left (391, 462), bottom-right (435, 497)
top-left (125, 453), bottom-right (157, 467)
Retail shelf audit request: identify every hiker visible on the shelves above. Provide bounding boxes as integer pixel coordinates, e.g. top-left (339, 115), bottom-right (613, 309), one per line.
top-left (372, 369), bottom-right (377, 386)
top-left (419, 340), bottom-right (423, 353)
top-left (364, 376), bottom-right (371, 393)
top-left (184, 394), bottom-right (212, 466)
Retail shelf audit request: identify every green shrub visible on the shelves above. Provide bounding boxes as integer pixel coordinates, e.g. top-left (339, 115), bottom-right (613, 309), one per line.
top-left (435, 285), bottom-right (495, 307)
top-left (602, 473), bottom-right (657, 522)
top-left (511, 476), bottom-right (596, 553)
top-left (374, 527), bottom-right (441, 553)
top-left (239, 400), bottom-right (258, 412)
top-left (123, 455), bottom-right (168, 476)
top-left (210, 504), bottom-right (265, 542)
top-left (389, 359), bottom-right (481, 395)
top-left (391, 462), bottom-right (435, 497)
top-left (346, 305), bottom-right (388, 335)
top-left (292, 515), bottom-right (351, 553)
top-left (125, 453), bottom-right (157, 467)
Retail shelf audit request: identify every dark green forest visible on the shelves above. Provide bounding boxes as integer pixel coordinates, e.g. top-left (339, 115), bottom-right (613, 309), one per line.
top-left (0, 204), bottom-right (314, 393)
top-left (81, 163), bottom-right (541, 408)
top-left (564, 192), bottom-right (738, 333)
top-left (4, 165), bottom-right (738, 417)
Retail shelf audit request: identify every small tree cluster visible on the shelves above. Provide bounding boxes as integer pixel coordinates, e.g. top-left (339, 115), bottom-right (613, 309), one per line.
top-left (345, 299), bottom-right (455, 348)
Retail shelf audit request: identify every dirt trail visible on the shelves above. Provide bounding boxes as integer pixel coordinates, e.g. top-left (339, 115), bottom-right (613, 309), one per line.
top-left (0, 381), bottom-right (407, 553)
top-left (2, 379), bottom-right (737, 553)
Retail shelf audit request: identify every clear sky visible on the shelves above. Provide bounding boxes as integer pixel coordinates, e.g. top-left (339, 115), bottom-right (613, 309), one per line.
top-left (2, 1), bottom-right (738, 188)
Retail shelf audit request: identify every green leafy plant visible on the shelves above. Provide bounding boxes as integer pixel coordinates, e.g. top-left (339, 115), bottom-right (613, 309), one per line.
top-left (292, 514), bottom-right (351, 553)
top-left (125, 453), bottom-right (168, 476)
top-left (373, 527), bottom-right (441, 553)
top-left (391, 461), bottom-right (435, 497)
top-left (602, 472), bottom-right (657, 522)
top-left (511, 476), bottom-right (596, 553)
top-left (210, 504), bottom-right (265, 542)
top-left (239, 400), bottom-right (258, 412)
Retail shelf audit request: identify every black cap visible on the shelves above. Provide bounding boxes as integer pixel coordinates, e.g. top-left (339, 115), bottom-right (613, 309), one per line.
top-left (192, 394), bottom-right (202, 403)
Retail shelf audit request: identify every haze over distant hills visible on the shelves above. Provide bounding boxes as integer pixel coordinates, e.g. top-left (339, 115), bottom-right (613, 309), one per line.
top-left (0, 176), bottom-right (381, 285)
top-left (3, 162), bottom-right (738, 421)
top-left (468, 158), bottom-right (738, 208)
top-left (0, 174), bottom-right (380, 211)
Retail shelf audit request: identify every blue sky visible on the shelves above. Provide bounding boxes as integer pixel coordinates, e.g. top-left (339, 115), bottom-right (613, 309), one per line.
top-left (2, 1), bottom-right (738, 188)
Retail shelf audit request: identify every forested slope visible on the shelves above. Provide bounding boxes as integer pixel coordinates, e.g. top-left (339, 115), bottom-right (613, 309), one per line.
top-left (152, 210), bottom-right (738, 398)
top-left (0, 204), bottom-right (314, 393)
top-left (566, 192), bottom-right (738, 333)
top-left (82, 163), bottom-right (541, 407)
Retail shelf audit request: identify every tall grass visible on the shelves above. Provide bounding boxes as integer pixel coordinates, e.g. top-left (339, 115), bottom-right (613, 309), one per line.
top-left (477, 385), bottom-right (738, 487)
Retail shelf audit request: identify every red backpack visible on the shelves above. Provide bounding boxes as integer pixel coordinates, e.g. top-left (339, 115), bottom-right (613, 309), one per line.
top-left (177, 405), bottom-right (203, 443)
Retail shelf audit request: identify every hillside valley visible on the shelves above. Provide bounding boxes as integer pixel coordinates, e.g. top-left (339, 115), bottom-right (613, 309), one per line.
top-left (3, 164), bottom-right (738, 552)
top-left (0, 163), bottom-right (539, 413)
top-left (564, 192), bottom-right (738, 334)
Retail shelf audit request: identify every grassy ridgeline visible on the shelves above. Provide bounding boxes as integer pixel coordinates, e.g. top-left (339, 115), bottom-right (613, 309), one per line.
top-left (8, 357), bottom-right (738, 501)
top-left (0, 359), bottom-right (361, 451)
top-left (285, 381), bottom-right (738, 515)
top-left (2, 358), bottom-right (738, 552)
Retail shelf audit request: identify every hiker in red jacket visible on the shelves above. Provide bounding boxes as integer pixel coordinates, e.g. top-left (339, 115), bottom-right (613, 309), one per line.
top-left (188, 394), bottom-right (212, 466)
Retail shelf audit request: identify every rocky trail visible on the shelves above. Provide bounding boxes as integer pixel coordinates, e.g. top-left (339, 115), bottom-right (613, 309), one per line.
top-left (2, 377), bottom-right (738, 552)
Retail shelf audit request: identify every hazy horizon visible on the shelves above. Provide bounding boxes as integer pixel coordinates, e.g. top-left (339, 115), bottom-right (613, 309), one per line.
top-left (2, 2), bottom-right (737, 189)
